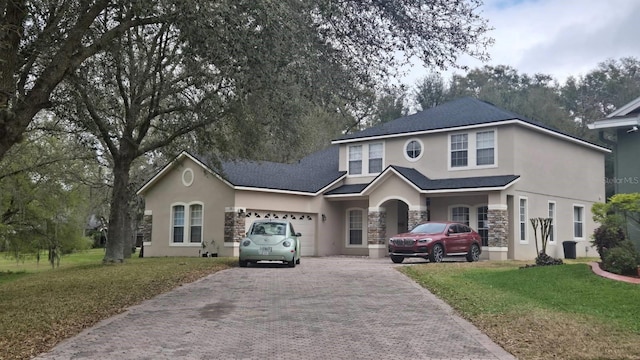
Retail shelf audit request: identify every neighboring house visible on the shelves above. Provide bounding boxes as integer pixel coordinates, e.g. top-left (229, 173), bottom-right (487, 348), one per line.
top-left (588, 95), bottom-right (640, 249)
top-left (137, 97), bottom-right (608, 260)
top-left (588, 95), bottom-right (640, 195)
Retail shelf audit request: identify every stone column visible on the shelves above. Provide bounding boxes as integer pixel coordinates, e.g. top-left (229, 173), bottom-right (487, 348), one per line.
top-left (487, 204), bottom-right (509, 260)
top-left (367, 207), bottom-right (387, 258)
top-left (224, 207), bottom-right (246, 257)
top-left (408, 206), bottom-right (429, 230)
top-left (142, 210), bottom-right (152, 243)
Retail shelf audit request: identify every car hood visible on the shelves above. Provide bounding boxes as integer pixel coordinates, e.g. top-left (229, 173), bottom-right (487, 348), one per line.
top-left (390, 232), bottom-right (441, 239)
top-left (248, 235), bottom-right (287, 245)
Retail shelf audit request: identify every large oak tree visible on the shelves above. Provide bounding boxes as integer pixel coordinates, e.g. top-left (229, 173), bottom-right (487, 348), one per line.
top-left (2, 0), bottom-right (492, 262)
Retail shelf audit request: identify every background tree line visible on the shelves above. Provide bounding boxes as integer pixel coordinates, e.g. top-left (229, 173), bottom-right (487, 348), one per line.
top-left (1, 1), bottom-right (638, 265)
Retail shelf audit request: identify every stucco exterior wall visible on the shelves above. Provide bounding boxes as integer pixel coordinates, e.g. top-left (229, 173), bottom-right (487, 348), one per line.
top-left (142, 157), bottom-right (235, 257)
top-left (339, 125), bottom-right (517, 181)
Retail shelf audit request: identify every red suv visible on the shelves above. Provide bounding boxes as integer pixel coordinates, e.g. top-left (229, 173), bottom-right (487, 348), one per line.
top-left (388, 221), bottom-right (482, 263)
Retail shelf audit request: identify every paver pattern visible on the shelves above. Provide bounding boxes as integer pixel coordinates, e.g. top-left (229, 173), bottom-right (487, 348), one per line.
top-left (35, 257), bottom-right (515, 360)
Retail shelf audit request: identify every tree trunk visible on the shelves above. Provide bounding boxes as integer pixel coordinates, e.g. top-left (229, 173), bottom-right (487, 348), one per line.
top-left (103, 157), bottom-right (133, 263)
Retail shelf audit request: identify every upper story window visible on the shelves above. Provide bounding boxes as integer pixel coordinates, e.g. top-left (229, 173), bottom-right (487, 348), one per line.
top-left (449, 129), bottom-right (496, 170)
top-left (348, 145), bottom-right (362, 175)
top-left (348, 143), bottom-right (384, 176)
top-left (476, 131), bottom-right (495, 165)
top-left (450, 134), bottom-right (468, 167)
top-left (405, 140), bottom-right (422, 160)
top-left (368, 143), bottom-right (383, 173)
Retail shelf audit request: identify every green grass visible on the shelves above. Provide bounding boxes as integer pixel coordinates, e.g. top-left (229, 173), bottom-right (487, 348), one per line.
top-left (400, 260), bottom-right (640, 360)
top-left (0, 250), bottom-right (236, 360)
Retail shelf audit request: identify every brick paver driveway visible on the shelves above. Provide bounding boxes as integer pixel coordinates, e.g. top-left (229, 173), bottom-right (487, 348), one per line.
top-left (36, 257), bottom-right (515, 360)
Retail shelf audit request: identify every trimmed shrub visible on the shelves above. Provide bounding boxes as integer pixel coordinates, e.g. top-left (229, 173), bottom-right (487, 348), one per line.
top-left (603, 241), bottom-right (640, 276)
top-left (592, 222), bottom-right (626, 262)
top-left (535, 253), bottom-right (563, 266)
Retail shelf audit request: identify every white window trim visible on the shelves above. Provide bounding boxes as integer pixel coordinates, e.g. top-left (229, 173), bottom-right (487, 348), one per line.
top-left (519, 196), bottom-right (528, 244)
top-left (476, 205), bottom-right (489, 246)
top-left (170, 201), bottom-right (204, 246)
top-left (182, 168), bottom-right (194, 187)
top-left (448, 204), bottom-right (471, 226)
top-left (345, 208), bottom-right (367, 248)
top-left (347, 143), bottom-right (385, 177)
top-left (548, 201), bottom-right (557, 244)
top-left (573, 204), bottom-right (585, 240)
top-left (448, 128), bottom-right (498, 171)
top-left (403, 138), bottom-right (424, 162)
top-left (367, 142), bottom-right (385, 175)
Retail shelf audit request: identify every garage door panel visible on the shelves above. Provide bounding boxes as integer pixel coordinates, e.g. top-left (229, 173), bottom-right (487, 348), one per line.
top-left (244, 210), bottom-right (316, 256)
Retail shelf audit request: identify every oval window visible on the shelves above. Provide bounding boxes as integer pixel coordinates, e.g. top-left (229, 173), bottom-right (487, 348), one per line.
top-left (182, 168), bottom-right (194, 187)
top-left (405, 140), bottom-right (422, 160)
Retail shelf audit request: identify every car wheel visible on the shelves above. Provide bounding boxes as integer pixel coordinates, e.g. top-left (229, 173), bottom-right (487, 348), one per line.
top-left (466, 243), bottom-right (480, 262)
top-left (239, 259), bottom-right (248, 267)
top-left (390, 255), bottom-right (404, 264)
top-left (429, 243), bottom-right (444, 263)
top-left (296, 257), bottom-right (301, 265)
top-left (288, 257), bottom-right (296, 268)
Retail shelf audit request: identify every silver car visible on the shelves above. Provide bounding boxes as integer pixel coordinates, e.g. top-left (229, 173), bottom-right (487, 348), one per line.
top-left (239, 220), bottom-right (301, 267)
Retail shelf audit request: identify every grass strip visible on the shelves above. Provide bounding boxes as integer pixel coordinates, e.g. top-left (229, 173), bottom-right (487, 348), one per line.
top-left (400, 260), bottom-right (640, 360)
top-left (0, 251), bottom-right (235, 360)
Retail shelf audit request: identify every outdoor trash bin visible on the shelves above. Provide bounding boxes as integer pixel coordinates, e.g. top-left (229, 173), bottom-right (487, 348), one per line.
top-left (562, 240), bottom-right (577, 259)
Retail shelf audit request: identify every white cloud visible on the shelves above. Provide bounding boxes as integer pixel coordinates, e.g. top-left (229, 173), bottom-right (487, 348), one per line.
top-left (401, 0), bottom-right (640, 87)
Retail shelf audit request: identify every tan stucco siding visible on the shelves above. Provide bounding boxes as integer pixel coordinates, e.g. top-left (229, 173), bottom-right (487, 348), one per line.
top-left (142, 157), bottom-right (234, 257)
top-left (512, 129), bottom-right (605, 202)
top-left (340, 126), bottom-right (517, 182)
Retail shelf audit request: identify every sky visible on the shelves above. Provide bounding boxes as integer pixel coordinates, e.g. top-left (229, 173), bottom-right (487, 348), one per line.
top-left (400, 0), bottom-right (640, 88)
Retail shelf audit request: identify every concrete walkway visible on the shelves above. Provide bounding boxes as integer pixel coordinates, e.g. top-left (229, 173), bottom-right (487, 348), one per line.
top-left (36, 257), bottom-right (515, 360)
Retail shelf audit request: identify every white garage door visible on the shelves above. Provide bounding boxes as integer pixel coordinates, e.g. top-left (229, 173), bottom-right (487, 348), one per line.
top-left (244, 210), bottom-right (316, 256)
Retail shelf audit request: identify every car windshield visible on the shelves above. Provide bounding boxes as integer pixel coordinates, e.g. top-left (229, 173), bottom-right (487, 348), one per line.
top-left (251, 222), bottom-right (286, 236)
top-left (410, 222), bottom-right (446, 234)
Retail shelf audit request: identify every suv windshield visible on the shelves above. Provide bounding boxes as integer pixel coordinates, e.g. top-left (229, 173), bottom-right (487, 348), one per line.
top-left (410, 222), bottom-right (446, 234)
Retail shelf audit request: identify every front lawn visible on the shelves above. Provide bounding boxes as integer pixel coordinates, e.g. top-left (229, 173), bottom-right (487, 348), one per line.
top-left (400, 260), bottom-right (640, 360)
top-left (0, 250), bottom-right (236, 360)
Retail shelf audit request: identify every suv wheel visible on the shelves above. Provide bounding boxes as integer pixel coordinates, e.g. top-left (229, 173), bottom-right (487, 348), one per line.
top-left (466, 243), bottom-right (480, 262)
top-left (429, 244), bottom-right (444, 263)
top-left (390, 255), bottom-right (404, 264)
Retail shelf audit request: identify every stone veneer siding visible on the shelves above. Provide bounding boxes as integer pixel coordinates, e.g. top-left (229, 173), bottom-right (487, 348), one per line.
top-left (224, 210), bottom-right (246, 243)
top-left (142, 214), bottom-right (152, 243)
top-left (367, 210), bottom-right (387, 245)
top-left (408, 210), bottom-right (429, 231)
top-left (487, 209), bottom-right (508, 247)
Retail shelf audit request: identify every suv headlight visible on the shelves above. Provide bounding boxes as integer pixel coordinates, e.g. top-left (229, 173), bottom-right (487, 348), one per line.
top-left (418, 238), bottom-right (433, 244)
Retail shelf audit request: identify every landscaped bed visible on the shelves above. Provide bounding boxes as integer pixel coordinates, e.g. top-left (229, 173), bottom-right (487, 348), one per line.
top-left (400, 259), bottom-right (640, 360)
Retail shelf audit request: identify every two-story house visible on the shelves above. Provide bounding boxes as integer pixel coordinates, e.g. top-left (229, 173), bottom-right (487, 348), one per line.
top-left (137, 97), bottom-right (608, 260)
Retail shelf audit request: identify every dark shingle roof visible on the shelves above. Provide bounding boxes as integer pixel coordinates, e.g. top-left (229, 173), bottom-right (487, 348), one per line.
top-left (334, 97), bottom-right (585, 143)
top-left (324, 165), bottom-right (519, 195)
top-left (219, 145), bottom-right (345, 193)
top-left (391, 166), bottom-right (519, 190)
